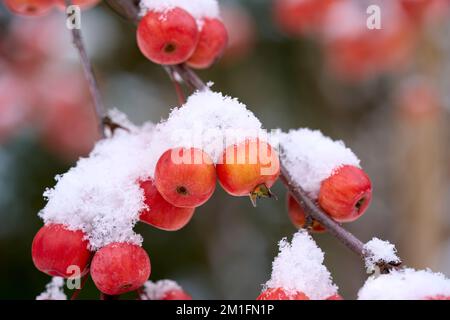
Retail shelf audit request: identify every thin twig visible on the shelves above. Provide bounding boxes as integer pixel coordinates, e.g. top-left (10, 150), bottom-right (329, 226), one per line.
top-left (104, 0), bottom-right (401, 273)
top-left (70, 273), bottom-right (90, 300)
top-left (164, 66), bottom-right (187, 105)
top-left (65, 0), bottom-right (106, 138)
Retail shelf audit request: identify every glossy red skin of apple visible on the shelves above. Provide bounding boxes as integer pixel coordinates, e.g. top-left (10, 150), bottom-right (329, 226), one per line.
top-left (216, 139), bottom-right (280, 197)
top-left (187, 18), bottom-right (228, 69)
top-left (54, 0), bottom-right (100, 10)
top-left (155, 148), bottom-right (216, 208)
top-left (91, 242), bottom-right (151, 295)
top-left (273, 0), bottom-right (336, 36)
top-left (139, 179), bottom-right (195, 231)
top-left (162, 289), bottom-right (193, 300)
top-left (32, 224), bottom-right (91, 278)
top-left (327, 294), bottom-right (344, 300)
top-left (4, 0), bottom-right (54, 16)
top-left (137, 8), bottom-right (199, 65)
top-left (318, 165), bottom-right (372, 223)
top-left (287, 194), bottom-right (325, 233)
top-left (257, 288), bottom-right (309, 300)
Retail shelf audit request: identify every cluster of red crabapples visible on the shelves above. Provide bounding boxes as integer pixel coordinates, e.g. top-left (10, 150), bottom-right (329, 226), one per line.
top-left (273, 0), bottom-right (449, 81)
top-left (3, 0), bottom-right (100, 16)
top-left (137, 6), bottom-right (228, 69)
top-left (31, 139), bottom-right (279, 296)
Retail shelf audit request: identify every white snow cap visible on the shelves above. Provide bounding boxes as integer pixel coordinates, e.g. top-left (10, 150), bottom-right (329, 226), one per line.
top-left (140, 280), bottom-right (182, 300)
top-left (39, 110), bottom-right (155, 250)
top-left (358, 268), bottom-right (450, 300)
top-left (264, 230), bottom-right (338, 300)
top-left (148, 89), bottom-right (265, 170)
top-left (363, 238), bottom-right (401, 273)
top-left (38, 90), bottom-right (264, 250)
top-left (277, 128), bottom-right (360, 199)
top-left (36, 277), bottom-right (67, 300)
top-left (139, 0), bottom-right (220, 21)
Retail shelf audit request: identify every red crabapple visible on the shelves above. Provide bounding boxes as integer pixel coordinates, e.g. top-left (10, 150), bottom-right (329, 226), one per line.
top-left (162, 289), bottom-right (193, 300)
top-left (4, 0), bottom-right (54, 16)
top-left (257, 288), bottom-right (309, 300)
top-left (139, 179), bottom-right (195, 231)
top-left (187, 18), bottom-right (228, 69)
top-left (327, 294), bottom-right (344, 300)
top-left (54, 0), bottom-right (100, 10)
top-left (155, 147), bottom-right (216, 208)
top-left (323, 1), bottom-right (415, 81)
top-left (395, 79), bottom-right (441, 121)
top-left (318, 165), bottom-right (372, 223)
top-left (273, 0), bottom-right (335, 36)
top-left (91, 243), bottom-right (151, 296)
top-left (287, 194), bottom-right (325, 233)
top-left (137, 8), bottom-right (199, 65)
top-left (400, 0), bottom-right (449, 24)
top-left (31, 224), bottom-right (91, 278)
top-left (216, 139), bottom-right (280, 205)
top-left (220, 4), bottom-right (256, 64)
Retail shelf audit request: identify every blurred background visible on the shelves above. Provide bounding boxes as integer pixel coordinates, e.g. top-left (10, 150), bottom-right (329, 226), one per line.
top-left (1, 0), bottom-right (450, 299)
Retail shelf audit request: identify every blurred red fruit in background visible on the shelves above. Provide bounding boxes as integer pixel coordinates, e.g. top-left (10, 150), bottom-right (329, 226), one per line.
top-left (322, 1), bottom-right (416, 81)
top-left (220, 4), bottom-right (256, 64)
top-left (273, 0), bottom-right (336, 36)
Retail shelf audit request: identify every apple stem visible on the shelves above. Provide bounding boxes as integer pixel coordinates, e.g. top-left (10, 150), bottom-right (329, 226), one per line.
top-left (70, 272), bottom-right (90, 300)
top-left (102, 0), bottom-right (402, 274)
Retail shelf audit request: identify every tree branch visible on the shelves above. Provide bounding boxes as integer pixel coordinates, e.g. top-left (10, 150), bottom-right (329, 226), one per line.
top-left (104, 0), bottom-right (401, 273)
top-left (65, 0), bottom-right (107, 138)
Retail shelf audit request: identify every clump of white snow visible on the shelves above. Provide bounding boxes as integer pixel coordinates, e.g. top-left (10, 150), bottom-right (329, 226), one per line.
top-left (38, 91), bottom-right (264, 250)
top-left (358, 268), bottom-right (450, 300)
top-left (264, 230), bottom-right (338, 300)
top-left (276, 128), bottom-right (360, 198)
top-left (140, 280), bottom-right (182, 300)
top-left (139, 0), bottom-right (220, 22)
top-left (363, 238), bottom-right (401, 273)
top-left (148, 89), bottom-right (265, 170)
top-left (36, 277), bottom-right (67, 300)
top-left (39, 110), bottom-right (155, 250)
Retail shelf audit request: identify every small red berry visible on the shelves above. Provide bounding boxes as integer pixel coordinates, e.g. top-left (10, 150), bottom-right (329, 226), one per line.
top-left (162, 289), bottom-right (192, 300)
top-left (91, 242), bottom-right (151, 296)
top-left (187, 18), bottom-right (228, 69)
top-left (4, 0), bottom-right (54, 16)
top-left (318, 165), bottom-right (372, 223)
top-left (31, 224), bottom-right (91, 278)
top-left (139, 179), bottom-right (195, 231)
top-left (155, 147), bottom-right (216, 208)
top-left (287, 194), bottom-right (325, 233)
top-left (137, 8), bottom-right (199, 65)
top-left (216, 139), bottom-right (279, 205)
top-left (257, 288), bottom-right (309, 300)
